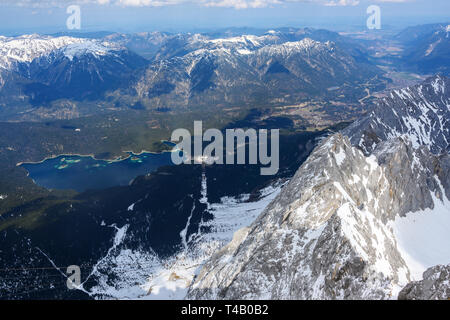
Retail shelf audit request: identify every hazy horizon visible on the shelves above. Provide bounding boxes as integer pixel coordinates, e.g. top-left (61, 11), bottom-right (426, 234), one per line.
top-left (0, 0), bottom-right (448, 36)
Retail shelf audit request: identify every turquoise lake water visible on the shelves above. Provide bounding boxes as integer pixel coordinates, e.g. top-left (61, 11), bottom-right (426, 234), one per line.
top-left (21, 150), bottom-right (176, 192)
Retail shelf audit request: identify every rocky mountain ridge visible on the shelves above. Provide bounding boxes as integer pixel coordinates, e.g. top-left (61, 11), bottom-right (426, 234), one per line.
top-left (187, 75), bottom-right (450, 300)
top-left (345, 74), bottom-right (449, 155)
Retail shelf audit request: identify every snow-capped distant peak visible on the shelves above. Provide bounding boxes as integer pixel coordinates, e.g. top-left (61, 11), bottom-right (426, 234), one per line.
top-left (208, 34), bottom-right (265, 47)
top-left (0, 35), bottom-right (124, 71)
top-left (0, 35), bottom-right (84, 70)
top-left (258, 38), bottom-right (333, 56)
top-left (62, 40), bottom-right (120, 61)
top-left (184, 33), bottom-right (281, 55)
top-left (284, 38), bottom-right (322, 48)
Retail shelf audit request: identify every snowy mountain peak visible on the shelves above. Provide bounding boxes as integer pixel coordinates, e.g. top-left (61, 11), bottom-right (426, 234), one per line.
top-left (0, 34), bottom-right (147, 103)
top-left (208, 34), bottom-right (263, 46)
top-left (0, 35), bottom-right (84, 70)
top-left (258, 38), bottom-right (333, 56)
top-left (183, 33), bottom-right (281, 55)
top-left (61, 40), bottom-right (121, 61)
top-left (0, 35), bottom-right (125, 71)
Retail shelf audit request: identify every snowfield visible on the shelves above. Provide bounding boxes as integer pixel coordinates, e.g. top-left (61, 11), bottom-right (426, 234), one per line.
top-left (391, 192), bottom-right (450, 280)
top-left (82, 176), bottom-right (284, 300)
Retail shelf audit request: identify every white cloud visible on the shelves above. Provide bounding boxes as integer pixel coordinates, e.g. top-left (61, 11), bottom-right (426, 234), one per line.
top-left (0, 0), bottom-right (415, 10)
top-left (324, 0), bottom-right (360, 6)
top-left (1, 0), bottom-right (190, 8)
top-left (203, 0), bottom-right (281, 9)
top-left (110, 0), bottom-right (186, 6)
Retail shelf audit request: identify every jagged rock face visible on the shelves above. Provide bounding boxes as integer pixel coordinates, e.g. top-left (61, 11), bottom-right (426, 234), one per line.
top-left (188, 135), bottom-right (448, 299)
top-left (187, 76), bottom-right (450, 300)
top-left (398, 264), bottom-right (450, 300)
top-left (345, 75), bottom-right (450, 155)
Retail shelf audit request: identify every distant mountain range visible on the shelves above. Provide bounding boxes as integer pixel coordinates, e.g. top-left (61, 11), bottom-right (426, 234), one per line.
top-left (1, 24), bottom-right (449, 121)
top-left (0, 35), bottom-right (147, 108)
top-left (395, 23), bottom-right (450, 76)
top-left (0, 28), bottom-right (386, 120)
top-left (123, 36), bottom-right (382, 109)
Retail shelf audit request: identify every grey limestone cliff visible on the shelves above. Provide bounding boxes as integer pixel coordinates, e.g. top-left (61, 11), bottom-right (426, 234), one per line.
top-left (187, 75), bottom-right (450, 300)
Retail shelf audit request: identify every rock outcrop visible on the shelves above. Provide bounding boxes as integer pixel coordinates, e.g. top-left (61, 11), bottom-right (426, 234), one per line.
top-left (399, 264), bottom-right (450, 300)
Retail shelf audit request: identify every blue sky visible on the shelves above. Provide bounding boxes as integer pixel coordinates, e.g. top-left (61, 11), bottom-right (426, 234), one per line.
top-left (0, 0), bottom-right (448, 34)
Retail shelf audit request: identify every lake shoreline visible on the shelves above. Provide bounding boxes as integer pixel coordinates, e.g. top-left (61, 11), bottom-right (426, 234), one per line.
top-left (19, 147), bottom-right (177, 193)
top-left (16, 140), bottom-right (177, 167)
